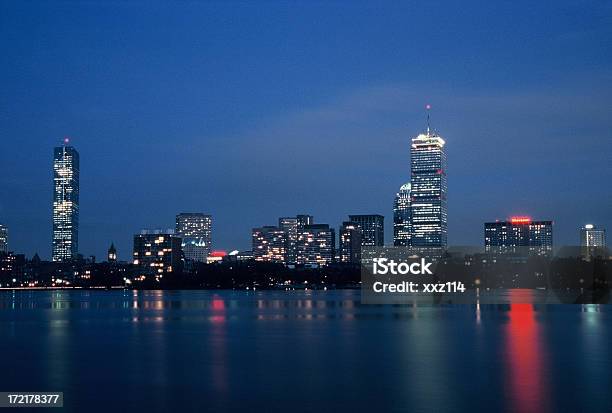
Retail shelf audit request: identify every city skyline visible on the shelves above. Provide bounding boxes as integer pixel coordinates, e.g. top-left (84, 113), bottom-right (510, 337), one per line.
top-left (0, 120), bottom-right (609, 261)
top-left (1, 1), bottom-right (611, 259)
top-left (0, 4), bottom-right (610, 413)
top-left (2, 130), bottom-right (608, 263)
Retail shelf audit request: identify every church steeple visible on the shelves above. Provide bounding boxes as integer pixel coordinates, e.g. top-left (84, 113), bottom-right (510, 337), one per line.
top-left (108, 242), bottom-right (117, 262)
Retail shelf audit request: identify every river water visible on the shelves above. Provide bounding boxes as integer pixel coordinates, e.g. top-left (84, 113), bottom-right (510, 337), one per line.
top-left (0, 289), bottom-right (609, 412)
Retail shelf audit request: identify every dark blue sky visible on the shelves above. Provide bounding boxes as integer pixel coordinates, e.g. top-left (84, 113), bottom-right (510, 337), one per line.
top-left (1, 1), bottom-right (611, 260)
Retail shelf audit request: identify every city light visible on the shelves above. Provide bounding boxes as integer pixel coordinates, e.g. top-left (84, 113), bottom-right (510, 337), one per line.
top-left (510, 216), bottom-right (532, 225)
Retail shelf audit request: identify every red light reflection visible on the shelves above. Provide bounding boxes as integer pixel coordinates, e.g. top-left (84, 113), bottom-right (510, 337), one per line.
top-left (506, 302), bottom-right (549, 412)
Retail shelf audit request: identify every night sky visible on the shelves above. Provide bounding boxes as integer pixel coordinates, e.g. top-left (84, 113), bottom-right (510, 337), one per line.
top-left (1, 1), bottom-right (611, 260)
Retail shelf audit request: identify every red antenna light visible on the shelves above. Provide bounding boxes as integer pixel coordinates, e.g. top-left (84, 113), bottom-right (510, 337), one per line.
top-left (425, 104), bottom-right (431, 110)
top-left (63, 136), bottom-right (70, 144)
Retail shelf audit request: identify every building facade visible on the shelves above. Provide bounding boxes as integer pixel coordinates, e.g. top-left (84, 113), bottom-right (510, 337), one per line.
top-left (484, 217), bottom-right (553, 254)
top-left (0, 224), bottom-right (7, 253)
top-left (133, 230), bottom-right (182, 277)
top-left (296, 224), bottom-right (335, 266)
top-left (252, 226), bottom-right (287, 263)
top-left (393, 182), bottom-right (412, 246)
top-left (279, 217), bottom-right (299, 264)
top-left (0, 252), bottom-right (19, 285)
top-left (296, 214), bottom-right (314, 228)
top-left (580, 224), bottom-right (606, 248)
top-left (339, 221), bottom-right (362, 264)
top-left (348, 215), bottom-right (384, 247)
top-left (175, 213), bottom-right (212, 262)
top-left (580, 224), bottom-right (606, 259)
top-left (410, 130), bottom-right (447, 248)
top-left (52, 143), bottom-right (80, 261)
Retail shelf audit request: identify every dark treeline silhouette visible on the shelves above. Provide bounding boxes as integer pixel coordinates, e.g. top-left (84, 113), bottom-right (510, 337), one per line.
top-left (1, 251), bottom-right (609, 299)
top-left (162, 261), bottom-right (362, 290)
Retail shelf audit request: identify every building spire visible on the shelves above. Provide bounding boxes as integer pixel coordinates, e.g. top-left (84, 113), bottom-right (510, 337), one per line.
top-left (425, 104), bottom-right (432, 135)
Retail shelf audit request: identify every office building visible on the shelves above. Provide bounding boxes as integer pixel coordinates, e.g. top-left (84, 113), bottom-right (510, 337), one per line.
top-left (296, 224), bottom-right (335, 266)
top-left (484, 217), bottom-right (553, 254)
top-left (393, 182), bottom-right (412, 246)
top-left (580, 224), bottom-right (606, 259)
top-left (339, 221), bottom-right (362, 264)
top-left (580, 224), bottom-right (606, 248)
top-left (252, 226), bottom-right (286, 263)
top-left (348, 215), bottom-right (384, 247)
top-left (133, 230), bottom-right (182, 277)
top-left (279, 217), bottom-right (299, 264)
top-left (226, 250), bottom-right (254, 262)
top-left (175, 213), bottom-right (212, 262)
top-left (296, 214), bottom-right (314, 228)
top-left (0, 224), bottom-right (7, 253)
top-left (236, 250), bottom-right (254, 261)
top-left (0, 251), bottom-right (17, 283)
top-left (52, 141), bottom-right (79, 261)
top-left (409, 122), bottom-right (447, 247)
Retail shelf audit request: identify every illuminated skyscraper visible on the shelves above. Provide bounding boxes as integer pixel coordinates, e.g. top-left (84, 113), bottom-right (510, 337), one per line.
top-left (409, 117), bottom-right (447, 248)
top-left (348, 215), bottom-right (384, 247)
top-left (393, 182), bottom-right (412, 246)
top-left (175, 213), bottom-right (212, 262)
top-left (52, 141), bottom-right (79, 262)
top-left (339, 221), bottom-right (362, 264)
top-left (0, 224), bottom-right (7, 253)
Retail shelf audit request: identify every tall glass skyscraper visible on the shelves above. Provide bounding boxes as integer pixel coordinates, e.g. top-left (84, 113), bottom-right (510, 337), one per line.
top-left (175, 213), bottom-right (212, 262)
top-left (410, 128), bottom-right (447, 247)
top-left (393, 182), bottom-right (412, 246)
top-left (52, 142), bottom-right (79, 262)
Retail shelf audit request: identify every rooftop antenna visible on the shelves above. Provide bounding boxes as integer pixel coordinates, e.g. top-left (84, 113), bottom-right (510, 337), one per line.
top-left (63, 136), bottom-right (70, 146)
top-left (425, 104), bottom-right (432, 135)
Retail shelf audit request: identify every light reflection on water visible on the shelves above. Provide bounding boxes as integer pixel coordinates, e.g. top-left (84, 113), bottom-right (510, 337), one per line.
top-left (0, 290), bottom-right (609, 413)
top-left (505, 301), bottom-right (548, 412)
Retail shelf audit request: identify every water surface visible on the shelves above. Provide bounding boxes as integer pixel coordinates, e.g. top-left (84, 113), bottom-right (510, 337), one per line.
top-left (0, 290), bottom-right (609, 412)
